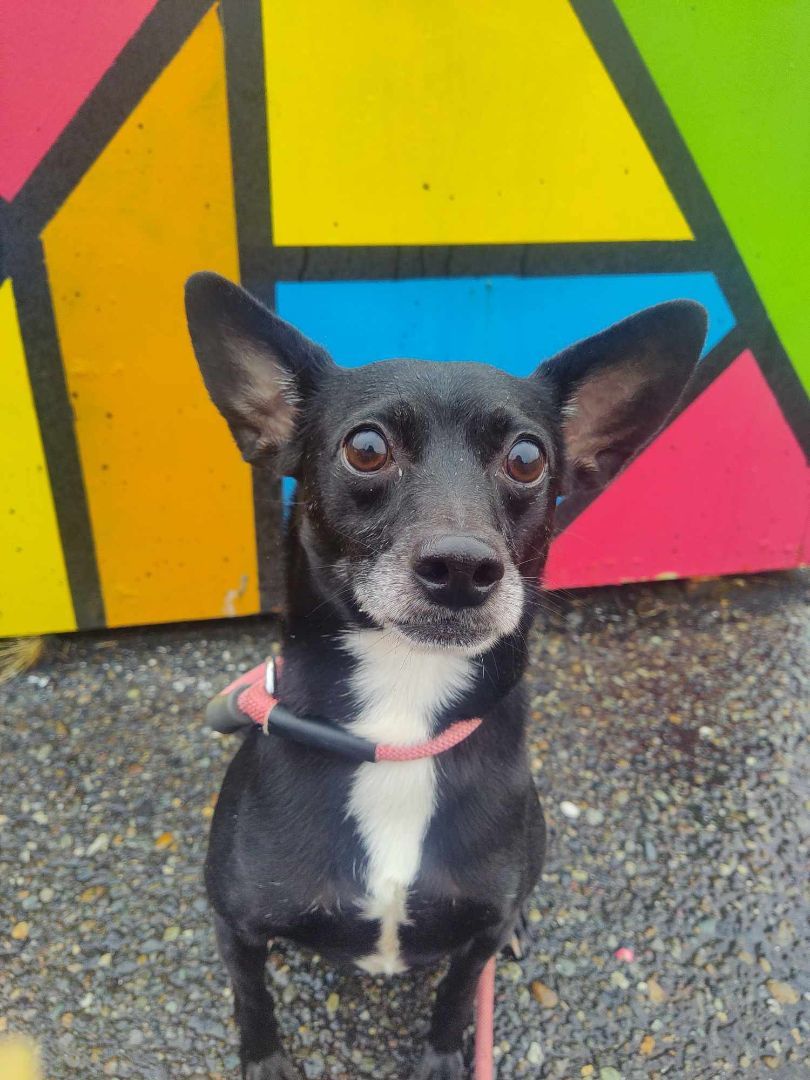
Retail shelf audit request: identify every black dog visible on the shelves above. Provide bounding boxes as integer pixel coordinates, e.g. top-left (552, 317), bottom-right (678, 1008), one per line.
top-left (185, 274), bottom-right (706, 1079)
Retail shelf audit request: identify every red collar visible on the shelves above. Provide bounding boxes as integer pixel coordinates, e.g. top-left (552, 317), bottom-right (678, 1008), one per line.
top-left (206, 657), bottom-right (482, 763)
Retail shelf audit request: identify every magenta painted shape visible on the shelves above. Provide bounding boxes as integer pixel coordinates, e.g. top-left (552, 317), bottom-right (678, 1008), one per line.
top-left (0, 0), bottom-right (159, 200)
top-left (545, 351), bottom-right (810, 589)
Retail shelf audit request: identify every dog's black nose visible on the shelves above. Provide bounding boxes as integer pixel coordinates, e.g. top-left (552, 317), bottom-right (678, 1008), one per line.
top-left (412, 535), bottom-right (505, 609)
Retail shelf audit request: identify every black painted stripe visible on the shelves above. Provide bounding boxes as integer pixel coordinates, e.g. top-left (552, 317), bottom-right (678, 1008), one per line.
top-left (221, 0), bottom-right (284, 612)
top-left (236, 239), bottom-right (709, 286)
top-left (12, 0), bottom-right (214, 236)
top-left (2, 213), bottom-right (105, 630)
top-left (572, 0), bottom-right (809, 459)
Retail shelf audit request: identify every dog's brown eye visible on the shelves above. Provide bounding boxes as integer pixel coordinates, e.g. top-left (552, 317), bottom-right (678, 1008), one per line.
top-left (505, 439), bottom-right (546, 484)
top-left (343, 427), bottom-right (390, 473)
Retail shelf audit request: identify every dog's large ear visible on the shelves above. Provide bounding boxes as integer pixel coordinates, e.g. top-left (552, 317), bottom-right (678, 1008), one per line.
top-left (184, 272), bottom-right (335, 466)
top-left (536, 300), bottom-right (707, 500)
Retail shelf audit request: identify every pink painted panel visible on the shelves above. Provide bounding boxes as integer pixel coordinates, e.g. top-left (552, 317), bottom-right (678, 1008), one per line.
top-left (545, 351), bottom-right (810, 589)
top-left (0, 0), bottom-right (158, 200)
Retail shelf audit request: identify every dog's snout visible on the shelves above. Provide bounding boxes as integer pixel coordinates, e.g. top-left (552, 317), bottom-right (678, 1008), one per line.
top-left (411, 535), bottom-right (505, 609)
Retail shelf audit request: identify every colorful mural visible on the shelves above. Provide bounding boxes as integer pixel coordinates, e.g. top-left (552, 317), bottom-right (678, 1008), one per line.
top-left (1, 0), bottom-right (808, 637)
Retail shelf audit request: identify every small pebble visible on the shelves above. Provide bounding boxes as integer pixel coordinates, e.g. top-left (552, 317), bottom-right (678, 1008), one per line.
top-left (530, 981), bottom-right (558, 1008)
top-left (766, 979), bottom-right (799, 1005)
top-left (527, 1041), bottom-right (544, 1065)
top-left (647, 976), bottom-right (668, 1004)
top-left (86, 833), bottom-right (110, 856)
top-left (79, 885), bottom-right (106, 903)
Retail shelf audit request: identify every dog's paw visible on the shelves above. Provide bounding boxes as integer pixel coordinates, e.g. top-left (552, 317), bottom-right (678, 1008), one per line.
top-left (408, 1046), bottom-right (465, 1080)
top-left (244, 1051), bottom-right (303, 1080)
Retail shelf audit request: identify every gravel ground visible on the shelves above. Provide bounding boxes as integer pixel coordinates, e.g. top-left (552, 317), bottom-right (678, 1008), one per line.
top-left (1, 573), bottom-right (808, 1080)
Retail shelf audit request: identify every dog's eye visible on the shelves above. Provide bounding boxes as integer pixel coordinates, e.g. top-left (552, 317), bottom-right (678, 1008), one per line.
top-left (505, 439), bottom-right (546, 484)
top-left (343, 427), bottom-right (391, 473)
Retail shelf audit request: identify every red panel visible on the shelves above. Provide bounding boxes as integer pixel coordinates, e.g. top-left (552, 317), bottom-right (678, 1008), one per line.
top-left (0, 1), bottom-right (158, 200)
top-left (545, 351), bottom-right (810, 589)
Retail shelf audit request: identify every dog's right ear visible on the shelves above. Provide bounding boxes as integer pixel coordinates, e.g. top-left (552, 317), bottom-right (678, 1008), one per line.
top-left (184, 272), bottom-right (335, 466)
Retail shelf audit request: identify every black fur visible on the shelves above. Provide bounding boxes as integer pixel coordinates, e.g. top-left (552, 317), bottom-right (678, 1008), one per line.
top-left (185, 273), bottom-right (706, 1078)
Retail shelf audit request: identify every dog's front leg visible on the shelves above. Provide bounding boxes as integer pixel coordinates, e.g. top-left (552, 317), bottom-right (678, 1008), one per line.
top-left (410, 930), bottom-right (500, 1080)
top-left (215, 915), bottom-right (301, 1080)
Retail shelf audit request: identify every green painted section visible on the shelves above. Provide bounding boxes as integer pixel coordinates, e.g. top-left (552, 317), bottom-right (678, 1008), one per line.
top-left (615, 0), bottom-right (810, 392)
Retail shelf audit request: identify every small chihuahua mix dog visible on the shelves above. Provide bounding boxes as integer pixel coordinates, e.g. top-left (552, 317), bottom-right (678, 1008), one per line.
top-left (185, 273), bottom-right (706, 1079)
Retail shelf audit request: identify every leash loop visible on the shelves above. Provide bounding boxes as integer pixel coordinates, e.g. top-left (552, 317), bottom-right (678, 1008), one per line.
top-left (206, 657), bottom-right (482, 763)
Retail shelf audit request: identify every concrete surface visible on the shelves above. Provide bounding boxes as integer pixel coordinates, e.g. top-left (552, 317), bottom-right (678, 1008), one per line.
top-left (1, 572), bottom-right (808, 1079)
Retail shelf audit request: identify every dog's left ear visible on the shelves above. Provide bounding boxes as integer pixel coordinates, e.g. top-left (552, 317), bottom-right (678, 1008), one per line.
top-left (184, 272), bottom-right (335, 467)
top-left (536, 300), bottom-right (707, 499)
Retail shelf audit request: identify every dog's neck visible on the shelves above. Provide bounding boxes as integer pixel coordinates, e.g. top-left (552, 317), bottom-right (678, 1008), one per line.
top-left (277, 519), bottom-right (530, 729)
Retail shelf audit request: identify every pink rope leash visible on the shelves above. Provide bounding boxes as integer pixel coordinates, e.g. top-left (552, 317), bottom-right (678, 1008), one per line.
top-left (474, 957), bottom-right (496, 1080)
top-left (218, 658), bottom-right (482, 761)
top-left (375, 717), bottom-right (482, 761)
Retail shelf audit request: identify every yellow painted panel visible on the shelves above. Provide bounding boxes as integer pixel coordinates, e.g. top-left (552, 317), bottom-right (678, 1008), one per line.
top-left (262, 0), bottom-right (691, 245)
top-left (43, 11), bottom-right (259, 628)
top-left (0, 281), bottom-right (76, 637)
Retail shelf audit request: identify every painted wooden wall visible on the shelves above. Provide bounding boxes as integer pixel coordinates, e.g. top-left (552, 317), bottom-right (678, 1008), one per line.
top-left (1, 1), bottom-right (808, 637)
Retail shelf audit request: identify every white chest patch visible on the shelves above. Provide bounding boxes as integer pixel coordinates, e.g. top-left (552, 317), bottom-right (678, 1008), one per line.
top-left (342, 630), bottom-right (474, 975)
